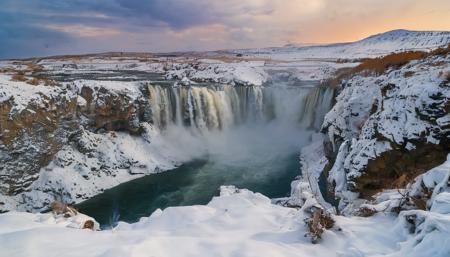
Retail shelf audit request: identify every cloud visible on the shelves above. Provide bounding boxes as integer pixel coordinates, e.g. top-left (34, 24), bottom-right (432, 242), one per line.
top-left (0, 0), bottom-right (449, 58)
top-left (46, 24), bottom-right (121, 37)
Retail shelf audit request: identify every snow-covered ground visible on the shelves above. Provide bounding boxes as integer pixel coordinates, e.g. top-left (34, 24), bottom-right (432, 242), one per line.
top-left (0, 74), bottom-right (74, 115)
top-left (1, 185), bottom-right (449, 257)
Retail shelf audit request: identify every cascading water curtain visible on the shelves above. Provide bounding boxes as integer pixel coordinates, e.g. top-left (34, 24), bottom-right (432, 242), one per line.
top-left (146, 84), bottom-right (334, 132)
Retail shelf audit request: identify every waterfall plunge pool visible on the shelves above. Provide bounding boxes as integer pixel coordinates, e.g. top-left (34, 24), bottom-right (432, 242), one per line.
top-left (77, 153), bottom-right (300, 227)
top-left (76, 82), bottom-right (333, 227)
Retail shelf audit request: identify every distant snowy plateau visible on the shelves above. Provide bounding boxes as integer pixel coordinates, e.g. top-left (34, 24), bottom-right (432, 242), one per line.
top-left (1, 30), bottom-right (450, 257)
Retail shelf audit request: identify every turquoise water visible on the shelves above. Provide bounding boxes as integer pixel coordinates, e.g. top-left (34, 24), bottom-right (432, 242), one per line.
top-left (77, 154), bottom-right (299, 226)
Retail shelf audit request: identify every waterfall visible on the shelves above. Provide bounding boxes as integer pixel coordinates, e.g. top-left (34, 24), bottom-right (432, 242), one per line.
top-left (298, 86), bottom-right (335, 129)
top-left (144, 83), bottom-right (334, 131)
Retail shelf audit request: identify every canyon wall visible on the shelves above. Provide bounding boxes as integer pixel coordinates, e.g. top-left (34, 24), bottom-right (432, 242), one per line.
top-left (0, 77), bottom-right (332, 211)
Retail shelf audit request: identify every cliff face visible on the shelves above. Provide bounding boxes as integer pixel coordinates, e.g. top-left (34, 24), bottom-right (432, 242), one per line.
top-left (0, 78), bottom-right (78, 197)
top-left (0, 76), bottom-right (162, 211)
top-left (322, 51), bottom-right (450, 205)
top-left (77, 82), bottom-right (156, 133)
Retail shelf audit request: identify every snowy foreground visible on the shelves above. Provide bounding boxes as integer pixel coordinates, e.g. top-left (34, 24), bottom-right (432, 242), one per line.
top-left (2, 185), bottom-right (448, 257)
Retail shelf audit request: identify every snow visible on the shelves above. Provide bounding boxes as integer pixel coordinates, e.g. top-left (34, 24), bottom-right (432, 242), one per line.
top-left (0, 74), bottom-right (73, 115)
top-left (233, 30), bottom-right (450, 60)
top-left (395, 209), bottom-right (450, 257)
top-left (288, 134), bottom-right (335, 212)
top-left (71, 79), bottom-right (143, 99)
top-left (165, 60), bottom-right (269, 86)
top-left (431, 193), bottom-right (450, 214)
top-left (0, 123), bottom-right (208, 211)
top-left (1, 185), bottom-right (449, 257)
top-left (38, 57), bottom-right (166, 74)
top-left (323, 53), bottom-right (450, 202)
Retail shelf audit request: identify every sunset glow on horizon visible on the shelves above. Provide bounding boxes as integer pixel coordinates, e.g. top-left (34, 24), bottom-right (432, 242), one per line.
top-left (1, 0), bottom-right (449, 58)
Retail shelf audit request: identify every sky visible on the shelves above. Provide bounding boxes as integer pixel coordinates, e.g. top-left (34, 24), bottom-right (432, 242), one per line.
top-left (1, 0), bottom-right (449, 58)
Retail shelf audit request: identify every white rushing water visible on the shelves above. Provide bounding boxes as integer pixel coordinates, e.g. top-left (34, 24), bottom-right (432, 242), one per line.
top-left (146, 83), bottom-right (334, 131)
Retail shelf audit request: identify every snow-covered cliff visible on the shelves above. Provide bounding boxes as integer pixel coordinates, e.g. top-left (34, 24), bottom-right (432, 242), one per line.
top-left (322, 48), bottom-right (450, 208)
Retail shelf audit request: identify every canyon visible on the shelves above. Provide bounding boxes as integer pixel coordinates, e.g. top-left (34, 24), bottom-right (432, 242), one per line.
top-left (0, 30), bottom-right (450, 257)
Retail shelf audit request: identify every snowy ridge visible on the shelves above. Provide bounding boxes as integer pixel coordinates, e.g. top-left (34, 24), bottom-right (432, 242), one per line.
top-left (234, 30), bottom-right (450, 60)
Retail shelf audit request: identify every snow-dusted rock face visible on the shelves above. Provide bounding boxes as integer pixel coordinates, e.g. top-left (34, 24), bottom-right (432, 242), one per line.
top-left (322, 51), bottom-right (450, 203)
top-left (0, 78), bottom-right (160, 211)
top-left (357, 154), bottom-right (450, 215)
top-left (0, 75), bottom-right (78, 196)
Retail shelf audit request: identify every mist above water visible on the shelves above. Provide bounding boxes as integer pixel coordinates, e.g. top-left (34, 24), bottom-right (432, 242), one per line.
top-left (78, 82), bottom-right (334, 225)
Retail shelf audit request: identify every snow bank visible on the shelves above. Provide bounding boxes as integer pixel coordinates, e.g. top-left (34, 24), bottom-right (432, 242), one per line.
top-left (2, 186), bottom-right (448, 257)
top-left (38, 57), bottom-right (166, 74)
top-left (165, 60), bottom-right (268, 86)
top-left (2, 186), bottom-right (425, 257)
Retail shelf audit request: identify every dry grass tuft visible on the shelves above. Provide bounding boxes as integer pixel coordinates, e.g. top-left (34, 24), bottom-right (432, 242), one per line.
top-left (429, 60), bottom-right (446, 67)
top-left (357, 207), bottom-right (377, 217)
top-left (28, 76), bottom-right (57, 86)
top-left (343, 51), bottom-right (427, 78)
top-left (27, 78), bottom-right (40, 86)
top-left (24, 62), bottom-right (44, 73)
top-left (307, 209), bottom-right (335, 244)
top-left (11, 73), bottom-right (27, 82)
top-left (429, 43), bottom-right (450, 56)
top-left (326, 43), bottom-right (450, 88)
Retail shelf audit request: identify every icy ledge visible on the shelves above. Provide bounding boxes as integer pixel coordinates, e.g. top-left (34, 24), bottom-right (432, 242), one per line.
top-left (1, 185), bottom-right (449, 257)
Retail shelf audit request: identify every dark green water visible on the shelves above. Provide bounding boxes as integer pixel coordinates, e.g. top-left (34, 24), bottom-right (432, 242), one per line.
top-left (77, 152), bottom-right (300, 226)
